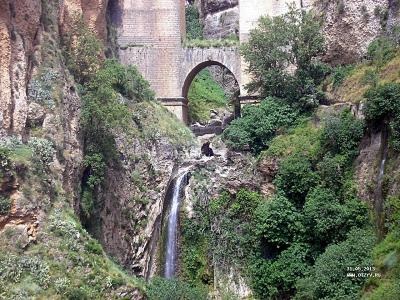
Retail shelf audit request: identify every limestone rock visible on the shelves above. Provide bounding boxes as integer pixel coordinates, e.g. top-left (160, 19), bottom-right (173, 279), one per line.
top-left (201, 0), bottom-right (238, 15)
top-left (315, 0), bottom-right (389, 65)
top-left (203, 7), bottom-right (239, 39)
top-left (27, 102), bottom-right (46, 126)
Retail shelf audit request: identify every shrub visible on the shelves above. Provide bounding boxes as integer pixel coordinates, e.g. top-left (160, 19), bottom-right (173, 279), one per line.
top-left (361, 69), bottom-right (379, 86)
top-left (186, 5), bottom-right (203, 40)
top-left (0, 196), bottom-right (12, 214)
top-left (332, 65), bottom-right (354, 88)
top-left (0, 255), bottom-right (51, 288)
top-left (250, 243), bottom-right (310, 299)
top-left (264, 120), bottom-right (321, 159)
top-left (274, 154), bottom-right (318, 207)
top-left (223, 98), bottom-right (298, 153)
top-left (85, 239), bottom-right (103, 255)
top-left (83, 153), bottom-right (105, 189)
top-left (67, 288), bottom-right (89, 300)
top-left (303, 186), bottom-right (369, 246)
top-left (89, 59), bottom-right (155, 103)
top-left (254, 195), bottom-right (305, 248)
top-left (0, 147), bottom-right (12, 173)
top-left (81, 188), bottom-right (94, 219)
top-left (28, 137), bottom-right (55, 165)
top-left (146, 277), bottom-right (207, 300)
top-left (367, 37), bottom-right (396, 67)
top-left (320, 110), bottom-right (364, 158)
top-left (27, 69), bottom-right (58, 108)
top-left (364, 83), bottom-right (400, 123)
top-left (316, 154), bottom-right (348, 192)
top-left (364, 83), bottom-right (400, 150)
top-left (64, 14), bottom-right (103, 84)
top-left (295, 228), bottom-right (375, 300)
top-left (81, 59), bottom-right (154, 160)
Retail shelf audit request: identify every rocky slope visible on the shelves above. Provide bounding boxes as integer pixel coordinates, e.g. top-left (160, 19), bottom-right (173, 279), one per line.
top-left (180, 135), bottom-right (277, 298)
top-left (0, 0), bottom-right (193, 297)
top-left (314, 0), bottom-right (399, 65)
top-left (94, 102), bottom-right (193, 278)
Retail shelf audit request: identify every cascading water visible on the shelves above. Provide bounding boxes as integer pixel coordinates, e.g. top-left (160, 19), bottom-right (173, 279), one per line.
top-left (164, 171), bottom-right (188, 278)
top-left (375, 129), bottom-right (389, 235)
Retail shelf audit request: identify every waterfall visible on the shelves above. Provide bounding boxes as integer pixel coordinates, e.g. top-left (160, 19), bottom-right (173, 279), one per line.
top-left (164, 171), bottom-right (188, 278)
top-left (375, 128), bottom-right (389, 236)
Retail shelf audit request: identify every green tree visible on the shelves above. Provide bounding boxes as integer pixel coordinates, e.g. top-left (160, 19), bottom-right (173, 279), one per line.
top-left (254, 195), bottom-right (305, 248)
top-left (274, 154), bottom-right (318, 207)
top-left (250, 243), bottom-right (311, 299)
top-left (303, 186), bottom-right (369, 247)
top-left (186, 5), bottom-right (203, 40)
top-left (295, 228), bottom-right (375, 300)
top-left (316, 153), bottom-right (348, 192)
top-left (321, 110), bottom-right (365, 158)
top-left (223, 98), bottom-right (297, 153)
top-left (241, 5), bottom-right (325, 109)
top-left (364, 83), bottom-right (400, 150)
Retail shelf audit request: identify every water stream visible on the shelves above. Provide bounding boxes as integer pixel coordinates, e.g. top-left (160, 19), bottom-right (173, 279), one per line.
top-left (375, 129), bottom-right (388, 235)
top-left (164, 171), bottom-right (188, 278)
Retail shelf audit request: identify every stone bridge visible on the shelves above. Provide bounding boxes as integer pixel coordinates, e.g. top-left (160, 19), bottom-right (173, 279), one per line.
top-left (111, 0), bottom-right (312, 123)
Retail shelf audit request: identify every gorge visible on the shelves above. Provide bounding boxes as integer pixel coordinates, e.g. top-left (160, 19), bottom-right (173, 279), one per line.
top-left (1, 0), bottom-right (400, 299)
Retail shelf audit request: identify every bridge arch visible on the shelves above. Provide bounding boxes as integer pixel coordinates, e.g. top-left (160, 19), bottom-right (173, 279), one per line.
top-left (178, 47), bottom-right (242, 124)
top-left (182, 60), bottom-right (239, 100)
top-left (181, 60), bottom-right (241, 126)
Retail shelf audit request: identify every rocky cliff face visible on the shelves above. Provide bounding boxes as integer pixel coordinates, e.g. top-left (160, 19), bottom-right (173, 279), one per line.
top-left (195, 0), bottom-right (239, 39)
top-left (0, 0), bottom-right (84, 232)
top-left (0, 0), bottom-right (193, 293)
top-left (314, 0), bottom-right (400, 64)
top-left (182, 135), bottom-right (277, 298)
top-left (96, 125), bottom-right (192, 278)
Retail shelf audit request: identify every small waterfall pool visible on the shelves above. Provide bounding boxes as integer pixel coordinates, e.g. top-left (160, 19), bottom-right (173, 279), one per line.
top-left (164, 171), bottom-right (188, 278)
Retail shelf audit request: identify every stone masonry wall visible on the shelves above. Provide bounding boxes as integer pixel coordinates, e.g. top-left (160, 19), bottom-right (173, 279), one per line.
top-left (116, 0), bottom-right (186, 98)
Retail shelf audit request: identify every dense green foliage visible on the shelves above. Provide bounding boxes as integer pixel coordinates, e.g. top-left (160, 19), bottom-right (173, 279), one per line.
top-left (63, 15), bottom-right (103, 84)
top-left (0, 196), bottom-right (11, 215)
top-left (321, 110), bottom-right (365, 158)
top-left (185, 5), bottom-right (203, 40)
top-left (241, 5), bottom-right (326, 110)
top-left (188, 69), bottom-right (228, 123)
top-left (249, 113), bottom-right (370, 299)
top-left (224, 6), bottom-right (328, 153)
top-left (147, 277), bottom-right (207, 300)
top-left (364, 83), bottom-right (400, 150)
top-left (296, 228), bottom-right (375, 300)
top-left (367, 37), bottom-right (396, 68)
top-left (63, 17), bottom-right (156, 220)
top-left (254, 195), bottom-right (304, 247)
top-left (223, 98), bottom-right (298, 153)
top-left (274, 155), bottom-right (318, 207)
top-left (183, 110), bottom-right (371, 299)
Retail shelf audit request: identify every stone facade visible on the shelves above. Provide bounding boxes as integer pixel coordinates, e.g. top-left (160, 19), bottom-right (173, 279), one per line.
top-left (113, 0), bottom-right (390, 120)
top-left (114, 0), bottom-right (315, 122)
